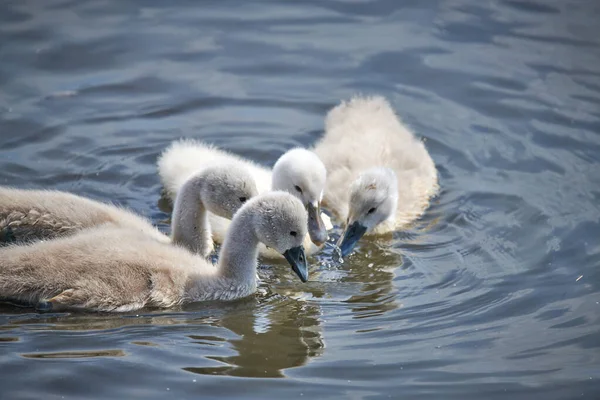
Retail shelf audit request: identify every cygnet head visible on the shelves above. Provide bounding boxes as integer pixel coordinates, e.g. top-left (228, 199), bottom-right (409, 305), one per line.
top-left (172, 164), bottom-right (259, 257)
top-left (249, 191), bottom-right (309, 282)
top-left (271, 148), bottom-right (328, 246)
top-left (338, 167), bottom-right (398, 257)
top-left (197, 163), bottom-right (259, 219)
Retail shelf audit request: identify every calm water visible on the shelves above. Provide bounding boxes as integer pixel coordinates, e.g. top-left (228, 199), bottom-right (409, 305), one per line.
top-left (1, 0), bottom-right (599, 398)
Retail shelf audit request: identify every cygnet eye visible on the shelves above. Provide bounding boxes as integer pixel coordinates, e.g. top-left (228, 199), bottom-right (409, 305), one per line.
top-left (290, 231), bottom-right (297, 237)
top-left (368, 207), bottom-right (377, 214)
top-left (239, 196), bottom-right (247, 203)
top-left (294, 185), bottom-right (303, 194)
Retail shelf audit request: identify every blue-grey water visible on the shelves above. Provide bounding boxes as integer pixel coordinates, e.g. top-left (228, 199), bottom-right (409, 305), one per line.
top-left (1, 0), bottom-right (599, 399)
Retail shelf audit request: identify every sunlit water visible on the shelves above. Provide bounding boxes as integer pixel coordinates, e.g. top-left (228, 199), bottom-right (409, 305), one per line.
top-left (1, 0), bottom-right (599, 398)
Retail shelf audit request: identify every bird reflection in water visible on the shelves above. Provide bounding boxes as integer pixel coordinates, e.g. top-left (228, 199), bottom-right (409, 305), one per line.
top-left (183, 292), bottom-right (324, 378)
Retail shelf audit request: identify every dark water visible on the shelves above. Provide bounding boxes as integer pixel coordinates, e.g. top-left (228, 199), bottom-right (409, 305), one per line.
top-left (1, 0), bottom-right (599, 398)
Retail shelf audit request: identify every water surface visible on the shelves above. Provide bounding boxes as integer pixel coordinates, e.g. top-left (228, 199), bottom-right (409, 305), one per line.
top-left (1, 0), bottom-right (599, 399)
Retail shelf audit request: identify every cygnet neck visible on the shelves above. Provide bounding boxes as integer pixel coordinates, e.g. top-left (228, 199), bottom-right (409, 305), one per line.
top-left (217, 205), bottom-right (259, 286)
top-left (171, 174), bottom-right (212, 256)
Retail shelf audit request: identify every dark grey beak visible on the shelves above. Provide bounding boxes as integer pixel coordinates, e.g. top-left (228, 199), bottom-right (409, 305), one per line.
top-left (283, 245), bottom-right (308, 282)
top-left (338, 220), bottom-right (368, 258)
top-left (307, 202), bottom-right (328, 246)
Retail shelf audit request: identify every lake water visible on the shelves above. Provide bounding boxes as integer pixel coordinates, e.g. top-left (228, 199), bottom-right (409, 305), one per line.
top-left (1, 0), bottom-right (599, 399)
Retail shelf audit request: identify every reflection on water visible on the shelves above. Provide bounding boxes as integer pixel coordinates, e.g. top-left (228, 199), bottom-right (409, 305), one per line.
top-left (1, 0), bottom-right (600, 398)
top-left (0, 290), bottom-right (325, 379)
top-left (184, 294), bottom-right (324, 378)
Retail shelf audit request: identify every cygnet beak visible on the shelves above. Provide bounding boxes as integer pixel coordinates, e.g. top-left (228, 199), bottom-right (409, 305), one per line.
top-left (283, 245), bottom-right (308, 282)
top-left (307, 202), bottom-right (328, 246)
top-left (337, 220), bottom-right (367, 258)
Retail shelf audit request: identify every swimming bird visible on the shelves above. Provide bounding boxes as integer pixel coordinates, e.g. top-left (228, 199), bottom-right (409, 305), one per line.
top-left (313, 95), bottom-right (438, 257)
top-left (0, 163), bottom-right (258, 258)
top-left (0, 192), bottom-right (308, 312)
top-left (158, 141), bottom-right (329, 257)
